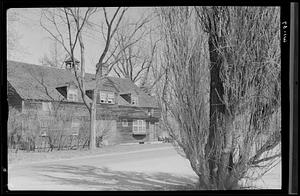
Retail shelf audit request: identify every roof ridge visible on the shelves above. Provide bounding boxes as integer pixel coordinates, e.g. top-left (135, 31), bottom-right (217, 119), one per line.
top-left (7, 61), bottom-right (135, 80)
top-left (7, 60), bottom-right (159, 108)
top-left (7, 60), bottom-right (96, 75)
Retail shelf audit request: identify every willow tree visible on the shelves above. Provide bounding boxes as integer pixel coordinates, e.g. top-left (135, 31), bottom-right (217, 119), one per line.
top-left (158, 6), bottom-right (281, 190)
top-left (157, 6), bottom-right (211, 188)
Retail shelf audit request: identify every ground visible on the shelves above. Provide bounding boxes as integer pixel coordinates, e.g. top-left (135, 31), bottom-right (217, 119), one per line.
top-left (7, 143), bottom-right (281, 190)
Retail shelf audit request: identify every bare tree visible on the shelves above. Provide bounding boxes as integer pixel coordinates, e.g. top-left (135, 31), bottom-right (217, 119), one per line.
top-left (157, 6), bottom-right (212, 188)
top-left (40, 7), bottom-right (129, 149)
top-left (90, 7), bottom-right (128, 149)
top-left (40, 7), bottom-right (97, 149)
top-left (158, 6), bottom-right (281, 190)
top-left (39, 39), bottom-right (68, 68)
top-left (7, 10), bottom-right (22, 59)
top-left (195, 6), bottom-right (281, 189)
top-left (111, 15), bottom-right (159, 87)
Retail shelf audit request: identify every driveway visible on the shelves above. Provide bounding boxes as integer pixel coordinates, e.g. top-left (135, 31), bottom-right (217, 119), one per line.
top-left (8, 144), bottom-right (198, 190)
top-left (8, 143), bottom-right (281, 190)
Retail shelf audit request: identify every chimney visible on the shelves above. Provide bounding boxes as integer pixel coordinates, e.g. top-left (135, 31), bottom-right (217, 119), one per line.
top-left (64, 57), bottom-right (80, 73)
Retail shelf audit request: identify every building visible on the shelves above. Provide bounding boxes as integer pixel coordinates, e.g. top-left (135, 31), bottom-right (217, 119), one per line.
top-left (7, 60), bottom-right (161, 149)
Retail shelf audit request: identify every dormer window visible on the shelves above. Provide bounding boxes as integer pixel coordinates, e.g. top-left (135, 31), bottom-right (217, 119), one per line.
top-left (67, 89), bottom-right (78, 102)
top-left (99, 91), bottom-right (115, 104)
top-left (131, 96), bottom-right (138, 105)
top-left (107, 92), bottom-right (115, 104)
top-left (42, 102), bottom-right (52, 112)
top-left (100, 92), bottom-right (106, 103)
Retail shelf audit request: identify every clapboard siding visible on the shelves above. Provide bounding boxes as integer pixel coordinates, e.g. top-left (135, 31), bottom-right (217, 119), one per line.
top-left (116, 120), bottom-right (149, 144)
top-left (97, 120), bottom-right (117, 145)
top-left (11, 99), bottom-right (160, 146)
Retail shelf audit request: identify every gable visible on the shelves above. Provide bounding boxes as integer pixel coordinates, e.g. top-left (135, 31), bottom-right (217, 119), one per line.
top-left (7, 81), bottom-right (23, 111)
top-left (56, 86), bottom-right (67, 98)
top-left (7, 61), bottom-right (71, 101)
top-left (98, 77), bottom-right (118, 92)
top-left (107, 77), bottom-right (158, 108)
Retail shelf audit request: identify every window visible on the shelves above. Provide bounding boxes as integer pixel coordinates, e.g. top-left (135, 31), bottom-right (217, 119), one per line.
top-left (42, 102), bottom-right (52, 112)
top-left (100, 91), bottom-right (107, 103)
top-left (40, 119), bottom-right (48, 129)
top-left (131, 96), bottom-right (138, 105)
top-left (71, 121), bottom-right (80, 128)
top-left (132, 120), bottom-right (146, 134)
top-left (107, 92), bottom-right (115, 104)
top-left (41, 131), bottom-right (47, 137)
top-left (99, 91), bottom-right (115, 104)
top-left (67, 89), bottom-right (78, 101)
top-left (148, 108), bottom-right (154, 116)
top-left (71, 119), bottom-right (80, 136)
top-left (122, 119), bottom-right (128, 127)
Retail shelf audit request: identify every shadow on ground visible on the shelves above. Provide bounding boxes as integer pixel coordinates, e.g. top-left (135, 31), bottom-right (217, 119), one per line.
top-left (34, 164), bottom-right (197, 190)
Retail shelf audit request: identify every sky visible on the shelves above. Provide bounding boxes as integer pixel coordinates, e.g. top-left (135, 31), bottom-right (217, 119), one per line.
top-left (7, 7), bottom-right (152, 74)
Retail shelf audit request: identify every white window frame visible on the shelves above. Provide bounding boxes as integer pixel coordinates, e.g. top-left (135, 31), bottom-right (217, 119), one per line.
top-left (133, 120), bottom-right (138, 132)
top-left (71, 121), bottom-right (80, 128)
top-left (131, 96), bottom-right (138, 105)
top-left (132, 120), bottom-right (146, 134)
top-left (100, 91), bottom-right (107, 103)
top-left (99, 91), bottom-right (115, 104)
top-left (107, 92), bottom-right (115, 104)
top-left (67, 89), bottom-right (78, 101)
top-left (41, 131), bottom-right (47, 137)
top-left (71, 119), bottom-right (80, 136)
top-left (42, 102), bottom-right (52, 112)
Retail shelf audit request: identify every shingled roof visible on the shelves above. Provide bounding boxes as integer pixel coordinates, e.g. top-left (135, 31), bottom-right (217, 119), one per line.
top-left (7, 60), bottom-right (158, 108)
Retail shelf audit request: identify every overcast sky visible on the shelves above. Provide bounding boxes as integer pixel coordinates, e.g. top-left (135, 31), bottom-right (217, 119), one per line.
top-left (7, 7), bottom-right (152, 74)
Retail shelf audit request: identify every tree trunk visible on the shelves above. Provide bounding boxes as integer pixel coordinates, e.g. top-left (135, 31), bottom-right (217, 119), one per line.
top-left (206, 34), bottom-right (226, 187)
top-left (217, 113), bottom-right (237, 189)
top-left (89, 62), bottom-right (103, 150)
top-left (206, 33), bottom-right (239, 190)
top-left (79, 32), bottom-right (85, 79)
top-left (89, 103), bottom-right (97, 150)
